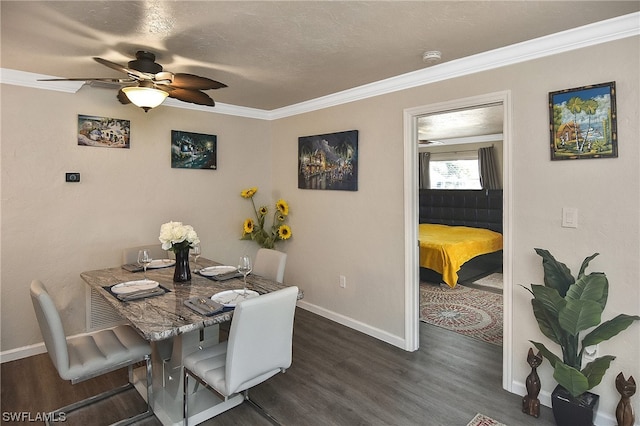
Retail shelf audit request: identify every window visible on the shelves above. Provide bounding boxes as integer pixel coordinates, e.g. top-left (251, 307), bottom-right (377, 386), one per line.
top-left (429, 152), bottom-right (481, 189)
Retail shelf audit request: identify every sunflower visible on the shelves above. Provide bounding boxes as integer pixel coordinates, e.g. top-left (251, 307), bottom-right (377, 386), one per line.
top-left (243, 218), bottom-right (255, 235)
top-left (277, 214), bottom-right (286, 222)
top-left (278, 224), bottom-right (292, 240)
top-left (258, 206), bottom-right (268, 216)
top-left (241, 187), bottom-right (258, 198)
top-left (276, 199), bottom-right (289, 216)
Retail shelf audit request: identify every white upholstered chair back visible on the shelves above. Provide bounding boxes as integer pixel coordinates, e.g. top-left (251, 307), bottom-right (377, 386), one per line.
top-left (252, 248), bottom-right (287, 283)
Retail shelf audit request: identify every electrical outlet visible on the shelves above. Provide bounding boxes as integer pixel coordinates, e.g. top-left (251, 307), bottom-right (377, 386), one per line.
top-left (583, 344), bottom-right (598, 362)
top-left (339, 275), bottom-right (346, 288)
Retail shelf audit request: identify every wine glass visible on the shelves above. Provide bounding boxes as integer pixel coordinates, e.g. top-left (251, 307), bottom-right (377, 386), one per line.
top-left (237, 255), bottom-right (252, 296)
top-left (137, 249), bottom-right (152, 280)
top-left (190, 243), bottom-right (201, 272)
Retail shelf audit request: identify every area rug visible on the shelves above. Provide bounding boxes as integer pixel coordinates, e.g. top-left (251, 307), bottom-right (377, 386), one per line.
top-left (420, 282), bottom-right (503, 346)
top-left (471, 272), bottom-right (503, 292)
top-left (466, 413), bottom-right (507, 426)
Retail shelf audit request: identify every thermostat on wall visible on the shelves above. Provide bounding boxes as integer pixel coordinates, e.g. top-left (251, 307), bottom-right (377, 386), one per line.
top-left (65, 172), bottom-right (81, 183)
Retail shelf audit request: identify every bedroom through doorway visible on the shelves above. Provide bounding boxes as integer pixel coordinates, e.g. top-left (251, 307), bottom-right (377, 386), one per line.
top-left (403, 91), bottom-right (512, 389)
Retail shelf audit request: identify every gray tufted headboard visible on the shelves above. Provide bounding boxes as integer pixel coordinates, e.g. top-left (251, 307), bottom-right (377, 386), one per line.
top-left (418, 189), bottom-right (503, 234)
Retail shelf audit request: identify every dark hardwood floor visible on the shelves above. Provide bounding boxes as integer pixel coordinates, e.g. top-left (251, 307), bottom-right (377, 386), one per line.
top-left (1, 308), bottom-right (555, 425)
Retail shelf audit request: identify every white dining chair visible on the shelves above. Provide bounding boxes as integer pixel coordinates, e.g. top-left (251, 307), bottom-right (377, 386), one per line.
top-left (30, 280), bottom-right (153, 425)
top-left (252, 248), bottom-right (287, 283)
top-left (122, 244), bottom-right (168, 264)
top-left (182, 286), bottom-right (299, 425)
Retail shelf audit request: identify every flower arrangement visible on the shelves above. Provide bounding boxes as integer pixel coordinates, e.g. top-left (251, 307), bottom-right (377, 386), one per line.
top-left (240, 187), bottom-right (292, 249)
top-left (159, 221), bottom-right (200, 252)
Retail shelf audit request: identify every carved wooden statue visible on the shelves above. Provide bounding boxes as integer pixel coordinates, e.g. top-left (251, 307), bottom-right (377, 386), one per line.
top-left (616, 372), bottom-right (636, 426)
top-left (522, 348), bottom-right (543, 417)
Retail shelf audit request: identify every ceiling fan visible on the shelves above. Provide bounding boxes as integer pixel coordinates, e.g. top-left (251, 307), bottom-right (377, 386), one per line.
top-left (40, 51), bottom-right (227, 112)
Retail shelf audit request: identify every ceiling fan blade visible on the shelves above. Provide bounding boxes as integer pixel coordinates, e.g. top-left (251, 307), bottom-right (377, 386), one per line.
top-left (169, 73), bottom-right (227, 90)
top-left (166, 88), bottom-right (215, 106)
top-left (117, 89), bottom-right (131, 105)
top-left (93, 57), bottom-right (148, 80)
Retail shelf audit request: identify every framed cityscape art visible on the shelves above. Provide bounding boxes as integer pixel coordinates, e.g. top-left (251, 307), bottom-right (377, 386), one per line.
top-left (548, 81), bottom-right (617, 160)
top-left (171, 130), bottom-right (217, 169)
top-left (298, 130), bottom-right (358, 191)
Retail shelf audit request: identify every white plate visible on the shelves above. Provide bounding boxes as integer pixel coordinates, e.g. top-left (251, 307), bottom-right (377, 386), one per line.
top-left (147, 259), bottom-right (176, 269)
top-left (211, 289), bottom-right (259, 307)
top-left (199, 265), bottom-right (237, 277)
top-left (112, 280), bottom-right (159, 295)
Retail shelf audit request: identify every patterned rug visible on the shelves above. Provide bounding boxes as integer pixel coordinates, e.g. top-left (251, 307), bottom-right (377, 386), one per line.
top-left (466, 413), bottom-right (507, 426)
top-left (420, 282), bottom-right (503, 346)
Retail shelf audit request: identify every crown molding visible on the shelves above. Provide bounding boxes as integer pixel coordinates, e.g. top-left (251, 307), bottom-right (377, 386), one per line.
top-left (1, 12), bottom-right (638, 120)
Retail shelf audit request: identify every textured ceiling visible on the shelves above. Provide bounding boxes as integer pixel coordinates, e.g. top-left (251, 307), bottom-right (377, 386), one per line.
top-left (2, 1), bottom-right (638, 112)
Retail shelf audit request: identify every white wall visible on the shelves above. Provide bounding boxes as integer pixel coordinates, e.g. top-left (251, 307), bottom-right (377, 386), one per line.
top-left (1, 34), bottom-right (638, 426)
top-left (1, 83), bottom-right (272, 349)
top-left (271, 36), bottom-right (639, 421)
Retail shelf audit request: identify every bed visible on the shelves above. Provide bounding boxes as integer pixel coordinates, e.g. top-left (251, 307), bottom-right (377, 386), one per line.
top-left (418, 189), bottom-right (503, 288)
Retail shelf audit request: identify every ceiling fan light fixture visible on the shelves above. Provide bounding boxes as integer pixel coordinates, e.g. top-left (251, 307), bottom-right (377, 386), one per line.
top-left (122, 86), bottom-right (168, 112)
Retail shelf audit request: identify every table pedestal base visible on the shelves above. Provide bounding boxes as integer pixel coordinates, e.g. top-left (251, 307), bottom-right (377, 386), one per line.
top-left (133, 325), bottom-right (243, 426)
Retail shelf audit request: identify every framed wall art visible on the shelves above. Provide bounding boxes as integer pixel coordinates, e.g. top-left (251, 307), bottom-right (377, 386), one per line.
top-left (77, 114), bottom-right (130, 148)
top-left (549, 81), bottom-right (617, 160)
top-left (298, 130), bottom-right (358, 191)
top-left (171, 130), bottom-right (217, 169)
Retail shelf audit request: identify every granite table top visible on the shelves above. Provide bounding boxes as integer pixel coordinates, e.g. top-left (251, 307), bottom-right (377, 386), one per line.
top-left (80, 258), bottom-right (302, 341)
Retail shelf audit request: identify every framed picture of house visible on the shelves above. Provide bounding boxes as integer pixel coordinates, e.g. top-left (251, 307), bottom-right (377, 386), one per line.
top-left (298, 130), bottom-right (358, 191)
top-left (171, 130), bottom-right (217, 169)
top-left (77, 115), bottom-right (130, 148)
top-left (549, 81), bottom-right (617, 160)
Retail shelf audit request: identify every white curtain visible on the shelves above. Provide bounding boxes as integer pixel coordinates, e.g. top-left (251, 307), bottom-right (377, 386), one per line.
top-left (478, 146), bottom-right (501, 189)
top-left (418, 152), bottom-right (430, 189)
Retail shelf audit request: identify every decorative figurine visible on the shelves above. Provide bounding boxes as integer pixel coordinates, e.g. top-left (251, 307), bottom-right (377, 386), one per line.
top-left (522, 348), bottom-right (543, 417)
top-left (615, 372), bottom-right (636, 426)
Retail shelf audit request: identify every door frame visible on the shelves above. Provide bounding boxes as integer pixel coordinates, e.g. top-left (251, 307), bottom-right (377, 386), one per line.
top-left (402, 90), bottom-right (514, 391)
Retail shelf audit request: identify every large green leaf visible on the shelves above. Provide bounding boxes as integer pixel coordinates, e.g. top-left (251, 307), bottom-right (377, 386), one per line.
top-left (554, 362), bottom-right (589, 397)
top-left (530, 341), bottom-right (562, 368)
top-left (531, 285), bottom-right (566, 316)
top-left (559, 299), bottom-right (602, 336)
top-left (577, 253), bottom-right (599, 278)
top-left (566, 273), bottom-right (608, 313)
top-left (535, 248), bottom-right (574, 296)
top-left (531, 299), bottom-right (562, 344)
top-left (582, 314), bottom-right (640, 348)
top-left (582, 355), bottom-right (616, 390)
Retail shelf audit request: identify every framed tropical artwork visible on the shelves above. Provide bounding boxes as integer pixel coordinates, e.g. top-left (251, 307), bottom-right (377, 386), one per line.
top-left (549, 81), bottom-right (617, 160)
top-left (298, 130), bottom-right (358, 191)
top-left (171, 130), bottom-right (217, 169)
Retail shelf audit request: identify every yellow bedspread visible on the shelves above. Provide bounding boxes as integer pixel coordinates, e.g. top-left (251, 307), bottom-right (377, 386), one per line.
top-left (419, 223), bottom-right (503, 288)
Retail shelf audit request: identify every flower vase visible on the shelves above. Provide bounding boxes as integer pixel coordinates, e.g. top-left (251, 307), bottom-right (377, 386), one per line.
top-left (173, 247), bottom-right (191, 282)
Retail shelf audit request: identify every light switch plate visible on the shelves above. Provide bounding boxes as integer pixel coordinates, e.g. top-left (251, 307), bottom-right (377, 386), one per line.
top-left (562, 207), bottom-right (578, 228)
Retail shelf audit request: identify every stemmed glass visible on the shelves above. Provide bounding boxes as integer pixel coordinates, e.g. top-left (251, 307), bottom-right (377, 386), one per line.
top-left (190, 243), bottom-right (201, 272)
top-left (237, 255), bottom-right (252, 296)
top-left (137, 249), bottom-right (152, 280)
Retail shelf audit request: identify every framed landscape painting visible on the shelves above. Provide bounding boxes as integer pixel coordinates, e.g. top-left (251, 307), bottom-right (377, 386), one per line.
top-left (77, 115), bottom-right (130, 148)
top-left (549, 81), bottom-right (617, 160)
top-left (298, 130), bottom-right (358, 191)
top-left (171, 130), bottom-right (217, 169)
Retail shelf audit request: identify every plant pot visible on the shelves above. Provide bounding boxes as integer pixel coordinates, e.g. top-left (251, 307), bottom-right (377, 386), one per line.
top-left (551, 385), bottom-right (599, 426)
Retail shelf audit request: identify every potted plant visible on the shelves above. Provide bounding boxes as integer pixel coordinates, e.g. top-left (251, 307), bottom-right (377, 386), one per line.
top-left (523, 248), bottom-right (640, 426)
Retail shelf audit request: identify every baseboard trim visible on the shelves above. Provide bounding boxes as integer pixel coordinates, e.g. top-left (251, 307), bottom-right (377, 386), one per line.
top-left (296, 300), bottom-right (406, 349)
top-left (0, 342), bottom-right (47, 363)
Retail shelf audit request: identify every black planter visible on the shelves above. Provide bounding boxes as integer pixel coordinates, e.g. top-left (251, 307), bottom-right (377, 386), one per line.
top-left (551, 385), bottom-right (599, 426)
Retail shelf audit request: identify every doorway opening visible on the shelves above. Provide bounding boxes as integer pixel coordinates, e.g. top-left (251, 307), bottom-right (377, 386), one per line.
top-left (403, 91), bottom-right (513, 391)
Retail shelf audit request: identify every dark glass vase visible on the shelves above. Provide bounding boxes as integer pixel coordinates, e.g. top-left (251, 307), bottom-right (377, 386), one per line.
top-left (173, 247), bottom-right (191, 282)
top-left (551, 385), bottom-right (599, 426)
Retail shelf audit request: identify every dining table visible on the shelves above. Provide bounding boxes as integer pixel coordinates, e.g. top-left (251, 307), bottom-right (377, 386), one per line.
top-left (80, 257), bottom-right (303, 426)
